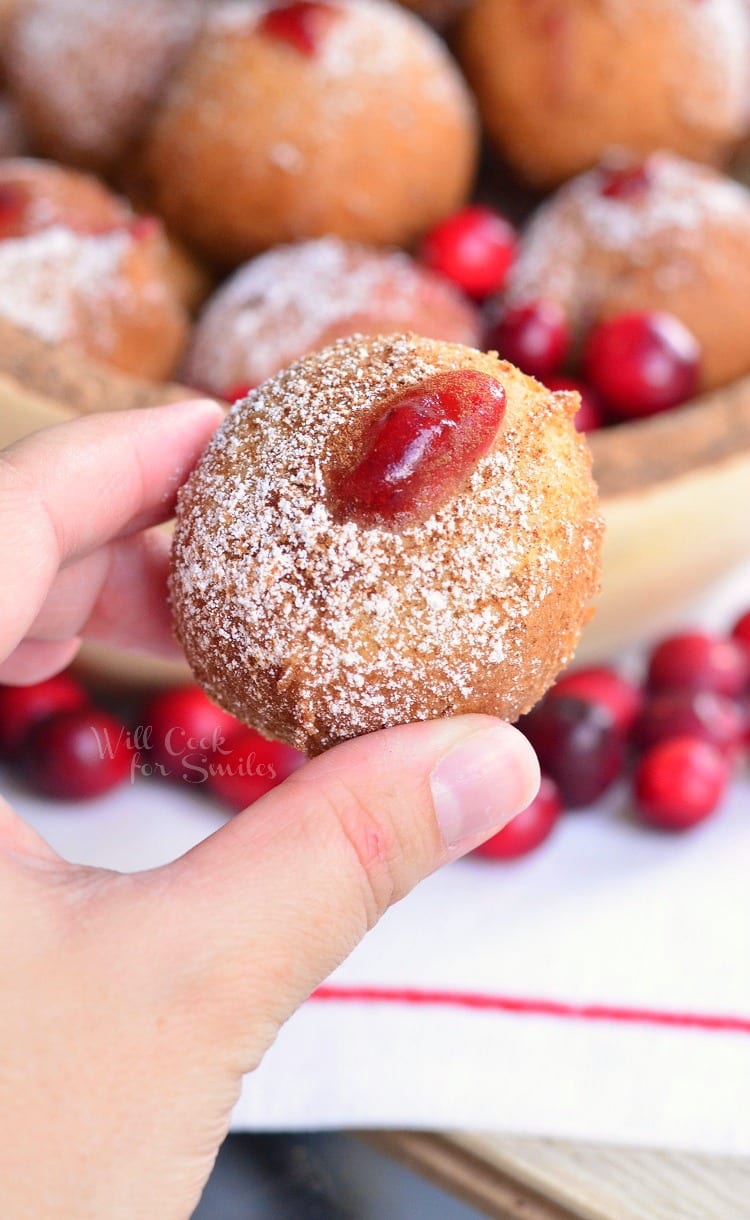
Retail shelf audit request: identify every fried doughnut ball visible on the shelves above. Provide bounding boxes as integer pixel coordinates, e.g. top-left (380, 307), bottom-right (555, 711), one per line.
top-left (457, 0), bottom-right (750, 187)
top-left (6, 0), bottom-right (203, 170)
top-left (0, 156), bottom-right (207, 314)
top-left (182, 237), bottom-right (481, 397)
top-left (170, 333), bottom-right (602, 755)
top-left (141, 0), bottom-right (478, 265)
top-left (505, 153), bottom-right (750, 391)
top-left (0, 160), bottom-right (188, 376)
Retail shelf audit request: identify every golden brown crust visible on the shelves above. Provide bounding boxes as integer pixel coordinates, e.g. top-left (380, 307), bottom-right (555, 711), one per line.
top-left (457, 0), bottom-right (750, 188)
top-left (170, 334), bottom-right (603, 755)
top-left (140, 0), bottom-right (478, 265)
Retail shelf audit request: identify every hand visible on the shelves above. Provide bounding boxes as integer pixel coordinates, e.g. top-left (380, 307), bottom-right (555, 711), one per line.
top-left (0, 402), bottom-right (539, 1220)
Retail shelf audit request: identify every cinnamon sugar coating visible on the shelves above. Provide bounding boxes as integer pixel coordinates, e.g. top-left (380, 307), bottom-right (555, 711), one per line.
top-left (171, 334), bottom-right (602, 755)
top-left (0, 160), bottom-right (188, 377)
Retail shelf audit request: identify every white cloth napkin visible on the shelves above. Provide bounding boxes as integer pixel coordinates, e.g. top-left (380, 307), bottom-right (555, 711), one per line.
top-left (6, 564), bottom-right (750, 1155)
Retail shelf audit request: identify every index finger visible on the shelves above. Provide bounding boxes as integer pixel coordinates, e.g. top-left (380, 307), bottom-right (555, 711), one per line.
top-left (0, 399), bottom-right (223, 660)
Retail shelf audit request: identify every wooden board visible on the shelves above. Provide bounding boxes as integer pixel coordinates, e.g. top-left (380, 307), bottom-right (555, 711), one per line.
top-left (369, 1132), bottom-right (750, 1220)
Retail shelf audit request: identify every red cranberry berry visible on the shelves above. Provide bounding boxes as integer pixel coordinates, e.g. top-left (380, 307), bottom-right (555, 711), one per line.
top-left (223, 382), bottom-right (255, 402)
top-left (731, 609), bottom-right (750, 658)
top-left (635, 736), bottom-right (730, 831)
top-left (21, 708), bottom-right (134, 800)
top-left (583, 311), bottom-right (700, 419)
top-left (207, 726), bottom-right (305, 810)
top-left (636, 689), bottom-right (745, 760)
top-left (418, 205), bottom-right (518, 299)
top-left (551, 666), bottom-right (643, 735)
top-left (142, 685), bottom-right (240, 782)
top-left (647, 632), bottom-right (749, 698)
top-left (0, 674), bottom-right (89, 758)
top-left (518, 695), bottom-right (626, 808)
top-left (258, 2), bottom-right (337, 55)
top-left (331, 370), bottom-right (506, 529)
top-left (473, 776), bottom-right (561, 860)
top-left (599, 161), bottom-right (652, 201)
top-left (488, 301), bottom-right (570, 380)
top-left (544, 375), bottom-right (605, 432)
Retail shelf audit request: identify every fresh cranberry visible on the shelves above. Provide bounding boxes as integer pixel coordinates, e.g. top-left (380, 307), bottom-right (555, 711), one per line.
top-left (258, 2), bottom-right (337, 55)
top-left (331, 370), bottom-right (506, 529)
top-left (543, 375), bottom-right (605, 432)
top-left (647, 632), bottom-right (748, 697)
top-left (472, 776), bottom-right (561, 860)
top-left (731, 610), bottom-right (750, 658)
top-left (635, 690), bottom-right (745, 760)
top-left (0, 183), bottom-right (26, 238)
top-left (583, 311), bottom-right (700, 419)
top-left (488, 301), bottom-right (570, 380)
top-left (223, 382), bottom-right (255, 402)
top-left (599, 161), bottom-right (651, 201)
top-left (0, 674), bottom-right (89, 758)
top-left (206, 725), bottom-right (305, 810)
top-left (518, 695), bottom-right (626, 808)
top-left (418, 205), bottom-right (518, 299)
top-left (21, 708), bottom-right (134, 800)
top-left (142, 685), bottom-right (240, 783)
top-left (635, 736), bottom-right (730, 831)
top-left (551, 667), bottom-right (643, 735)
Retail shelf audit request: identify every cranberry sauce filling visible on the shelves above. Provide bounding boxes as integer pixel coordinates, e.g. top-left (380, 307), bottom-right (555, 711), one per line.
top-left (258, 2), bottom-right (338, 56)
top-left (599, 161), bottom-right (652, 200)
top-left (0, 184), bottom-right (27, 238)
top-left (330, 370), bottom-right (506, 530)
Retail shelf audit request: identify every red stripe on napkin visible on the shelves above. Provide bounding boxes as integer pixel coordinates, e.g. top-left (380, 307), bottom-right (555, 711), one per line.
top-left (311, 985), bottom-right (750, 1034)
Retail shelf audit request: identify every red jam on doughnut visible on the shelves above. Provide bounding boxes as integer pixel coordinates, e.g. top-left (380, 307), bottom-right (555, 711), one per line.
top-left (600, 161), bottom-right (651, 200)
top-left (0, 184), bottom-right (27, 238)
top-left (258, 2), bottom-right (338, 56)
top-left (331, 370), bottom-right (506, 530)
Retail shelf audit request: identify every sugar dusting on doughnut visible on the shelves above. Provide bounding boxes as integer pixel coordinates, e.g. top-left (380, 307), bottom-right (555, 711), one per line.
top-left (505, 151), bottom-right (750, 388)
top-left (182, 237), bottom-right (481, 395)
top-left (171, 334), bottom-right (602, 755)
top-left (0, 225), bottom-right (186, 377)
top-left (6, 0), bottom-right (203, 166)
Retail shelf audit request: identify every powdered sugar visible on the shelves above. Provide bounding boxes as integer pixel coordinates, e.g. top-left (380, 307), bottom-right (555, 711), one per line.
top-left (182, 237), bottom-right (479, 393)
top-left (0, 225), bottom-right (136, 346)
top-left (507, 152), bottom-right (750, 319)
top-left (171, 334), bottom-right (601, 753)
top-left (8, 0), bottom-right (203, 163)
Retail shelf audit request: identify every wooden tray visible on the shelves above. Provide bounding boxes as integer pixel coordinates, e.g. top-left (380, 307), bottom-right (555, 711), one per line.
top-left (368, 1132), bottom-right (750, 1219)
top-left (2, 317), bottom-right (750, 685)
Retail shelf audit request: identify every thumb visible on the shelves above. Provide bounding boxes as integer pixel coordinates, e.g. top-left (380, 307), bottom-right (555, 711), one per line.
top-left (161, 715), bottom-right (539, 1060)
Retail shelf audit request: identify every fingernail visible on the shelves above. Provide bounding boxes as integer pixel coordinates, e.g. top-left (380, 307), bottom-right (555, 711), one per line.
top-left (430, 725), bottom-right (540, 850)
